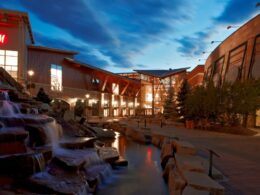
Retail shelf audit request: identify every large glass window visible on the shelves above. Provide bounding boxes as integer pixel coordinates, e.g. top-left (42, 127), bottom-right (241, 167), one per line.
top-left (0, 50), bottom-right (18, 78)
top-left (51, 64), bottom-right (62, 91)
top-left (251, 36), bottom-right (260, 79)
top-left (204, 65), bottom-right (212, 81)
top-left (213, 56), bottom-right (224, 85)
top-left (112, 83), bottom-right (119, 95)
top-left (225, 44), bottom-right (246, 83)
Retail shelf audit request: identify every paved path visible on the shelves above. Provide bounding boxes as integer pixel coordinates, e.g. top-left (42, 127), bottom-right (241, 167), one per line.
top-left (122, 120), bottom-right (260, 195)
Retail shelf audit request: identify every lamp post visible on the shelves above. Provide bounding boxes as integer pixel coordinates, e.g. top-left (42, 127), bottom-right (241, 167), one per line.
top-left (27, 70), bottom-right (34, 95)
top-left (226, 25), bottom-right (240, 30)
top-left (198, 59), bottom-right (207, 62)
top-left (211, 41), bottom-right (222, 44)
top-left (202, 51), bottom-right (209, 54)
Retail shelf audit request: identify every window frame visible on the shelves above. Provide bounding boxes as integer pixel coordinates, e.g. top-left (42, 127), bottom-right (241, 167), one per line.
top-left (0, 49), bottom-right (18, 78)
top-left (50, 64), bottom-right (63, 92)
top-left (212, 55), bottom-right (225, 86)
top-left (248, 34), bottom-right (260, 79)
top-left (223, 42), bottom-right (247, 83)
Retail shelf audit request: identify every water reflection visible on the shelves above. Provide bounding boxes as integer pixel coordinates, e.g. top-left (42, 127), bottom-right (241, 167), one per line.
top-left (98, 132), bottom-right (168, 195)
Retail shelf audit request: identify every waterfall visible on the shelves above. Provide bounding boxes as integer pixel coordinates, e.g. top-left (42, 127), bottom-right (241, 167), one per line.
top-left (0, 90), bottom-right (10, 100)
top-left (43, 120), bottom-right (62, 152)
top-left (33, 153), bottom-right (46, 172)
top-left (0, 100), bottom-right (20, 116)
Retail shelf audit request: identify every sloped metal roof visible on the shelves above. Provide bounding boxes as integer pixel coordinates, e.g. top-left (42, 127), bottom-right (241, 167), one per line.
top-left (134, 67), bottom-right (189, 78)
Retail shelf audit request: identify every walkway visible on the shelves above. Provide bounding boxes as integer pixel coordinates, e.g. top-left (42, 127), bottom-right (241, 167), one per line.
top-left (122, 119), bottom-right (260, 195)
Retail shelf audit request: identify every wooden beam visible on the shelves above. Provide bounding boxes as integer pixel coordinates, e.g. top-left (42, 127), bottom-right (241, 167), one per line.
top-left (121, 81), bottom-right (129, 95)
top-left (101, 76), bottom-right (109, 91)
top-left (135, 88), bottom-right (140, 97)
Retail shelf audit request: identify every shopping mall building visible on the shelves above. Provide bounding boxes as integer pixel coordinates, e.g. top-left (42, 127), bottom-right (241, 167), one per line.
top-left (0, 9), bottom-right (142, 118)
top-left (0, 9), bottom-right (193, 118)
top-left (204, 14), bottom-right (260, 126)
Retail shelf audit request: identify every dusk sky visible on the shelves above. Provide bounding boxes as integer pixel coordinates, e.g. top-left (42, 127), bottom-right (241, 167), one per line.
top-left (1, 0), bottom-right (259, 72)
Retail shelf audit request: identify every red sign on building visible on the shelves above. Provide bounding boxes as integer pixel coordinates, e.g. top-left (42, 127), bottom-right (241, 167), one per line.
top-left (0, 34), bottom-right (6, 44)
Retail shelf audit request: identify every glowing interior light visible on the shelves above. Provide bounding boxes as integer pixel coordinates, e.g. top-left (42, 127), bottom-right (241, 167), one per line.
top-left (0, 34), bottom-right (6, 44)
top-left (146, 93), bottom-right (153, 102)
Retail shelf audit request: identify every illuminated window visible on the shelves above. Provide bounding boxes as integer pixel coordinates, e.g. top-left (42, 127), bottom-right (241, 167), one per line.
top-left (0, 50), bottom-right (18, 78)
top-left (146, 93), bottom-right (153, 102)
top-left (92, 77), bottom-right (100, 84)
top-left (51, 64), bottom-right (62, 91)
top-left (112, 83), bottom-right (119, 95)
top-left (104, 108), bottom-right (109, 117)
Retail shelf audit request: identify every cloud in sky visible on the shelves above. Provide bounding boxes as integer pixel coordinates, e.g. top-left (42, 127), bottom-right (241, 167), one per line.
top-left (175, 31), bottom-right (210, 57)
top-left (15, 0), bottom-right (190, 70)
top-left (35, 32), bottom-right (109, 68)
top-left (0, 0), bottom-right (258, 71)
top-left (175, 0), bottom-right (259, 57)
top-left (214, 0), bottom-right (259, 24)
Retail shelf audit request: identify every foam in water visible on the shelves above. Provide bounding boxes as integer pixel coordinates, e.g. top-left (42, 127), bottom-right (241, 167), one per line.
top-left (0, 100), bottom-right (20, 116)
top-left (33, 153), bottom-right (46, 172)
top-left (0, 90), bottom-right (10, 100)
top-left (43, 120), bottom-right (62, 152)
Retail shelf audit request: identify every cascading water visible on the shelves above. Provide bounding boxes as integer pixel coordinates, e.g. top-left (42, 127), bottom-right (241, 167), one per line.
top-left (33, 153), bottom-right (46, 172)
top-left (0, 90), bottom-right (20, 116)
top-left (42, 120), bottom-right (62, 152)
top-left (0, 90), bottom-right (10, 100)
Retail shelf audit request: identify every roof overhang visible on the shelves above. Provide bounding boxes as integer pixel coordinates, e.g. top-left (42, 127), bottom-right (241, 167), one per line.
top-left (64, 58), bottom-right (141, 84)
top-left (28, 45), bottom-right (78, 55)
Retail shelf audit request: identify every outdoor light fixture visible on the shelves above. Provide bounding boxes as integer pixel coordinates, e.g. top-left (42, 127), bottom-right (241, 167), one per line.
top-left (202, 51), bottom-right (209, 54)
top-left (227, 25), bottom-right (240, 30)
top-left (28, 70), bottom-right (34, 76)
top-left (85, 94), bottom-right (90, 98)
top-left (198, 59), bottom-right (207, 61)
top-left (211, 41), bottom-right (222, 44)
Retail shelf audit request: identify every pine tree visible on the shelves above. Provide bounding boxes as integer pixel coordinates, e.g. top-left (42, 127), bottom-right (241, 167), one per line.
top-left (163, 79), bottom-right (177, 119)
top-left (176, 79), bottom-right (190, 121)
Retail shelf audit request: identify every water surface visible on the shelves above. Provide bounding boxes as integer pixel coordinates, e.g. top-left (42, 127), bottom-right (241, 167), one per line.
top-left (97, 132), bottom-right (168, 195)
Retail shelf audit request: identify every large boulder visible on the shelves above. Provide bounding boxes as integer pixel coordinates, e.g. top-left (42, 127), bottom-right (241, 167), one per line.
top-left (160, 143), bottom-right (174, 169)
top-left (87, 126), bottom-right (115, 138)
top-left (182, 186), bottom-right (210, 195)
top-left (162, 157), bottom-right (176, 181)
top-left (28, 171), bottom-right (90, 195)
top-left (0, 152), bottom-right (47, 177)
top-left (175, 154), bottom-right (205, 173)
top-left (172, 140), bottom-right (197, 155)
top-left (97, 147), bottom-right (119, 163)
top-left (183, 171), bottom-right (224, 195)
top-left (168, 166), bottom-right (187, 195)
top-left (59, 137), bottom-right (97, 149)
top-left (24, 125), bottom-right (48, 147)
top-left (0, 128), bottom-right (28, 155)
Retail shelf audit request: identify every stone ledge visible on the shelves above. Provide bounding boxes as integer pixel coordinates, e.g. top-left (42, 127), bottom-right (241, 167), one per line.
top-left (172, 140), bottom-right (197, 155)
top-left (183, 171), bottom-right (224, 195)
top-left (182, 186), bottom-right (210, 195)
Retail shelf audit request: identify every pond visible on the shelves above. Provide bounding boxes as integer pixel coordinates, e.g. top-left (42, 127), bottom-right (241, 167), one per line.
top-left (97, 132), bottom-right (169, 195)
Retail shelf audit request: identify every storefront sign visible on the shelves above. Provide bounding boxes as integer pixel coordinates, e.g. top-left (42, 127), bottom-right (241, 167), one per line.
top-left (0, 34), bottom-right (6, 44)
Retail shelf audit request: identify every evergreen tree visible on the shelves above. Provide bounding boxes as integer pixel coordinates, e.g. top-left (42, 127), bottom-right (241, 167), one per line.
top-left (163, 79), bottom-right (177, 119)
top-left (176, 79), bottom-right (190, 121)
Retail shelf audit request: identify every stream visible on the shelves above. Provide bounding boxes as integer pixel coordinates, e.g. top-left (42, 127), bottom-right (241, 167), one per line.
top-left (97, 132), bottom-right (168, 195)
